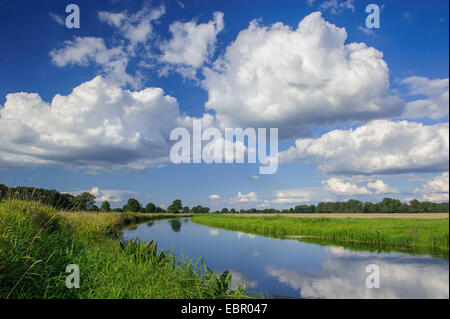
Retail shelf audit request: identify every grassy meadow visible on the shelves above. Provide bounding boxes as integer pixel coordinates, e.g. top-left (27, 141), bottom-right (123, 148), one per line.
top-left (0, 200), bottom-right (245, 299)
top-left (191, 214), bottom-right (449, 253)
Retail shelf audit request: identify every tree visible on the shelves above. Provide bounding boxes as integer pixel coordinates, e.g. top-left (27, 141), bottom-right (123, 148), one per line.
top-left (379, 198), bottom-right (402, 213)
top-left (124, 198), bottom-right (142, 212)
top-left (191, 205), bottom-right (201, 214)
top-left (100, 201), bottom-right (111, 212)
top-left (168, 199), bottom-right (183, 213)
top-left (201, 206), bottom-right (210, 214)
top-left (363, 202), bottom-right (377, 213)
top-left (221, 208), bottom-right (229, 214)
top-left (410, 199), bottom-right (420, 213)
top-left (347, 199), bottom-right (363, 213)
top-left (145, 202), bottom-right (156, 213)
top-left (419, 201), bottom-right (433, 213)
top-left (191, 205), bottom-right (210, 214)
top-left (73, 192), bottom-right (96, 211)
top-left (182, 206), bottom-right (190, 214)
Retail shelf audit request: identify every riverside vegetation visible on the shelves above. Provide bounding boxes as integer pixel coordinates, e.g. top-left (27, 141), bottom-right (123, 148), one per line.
top-left (191, 214), bottom-right (449, 253)
top-left (0, 200), bottom-right (246, 299)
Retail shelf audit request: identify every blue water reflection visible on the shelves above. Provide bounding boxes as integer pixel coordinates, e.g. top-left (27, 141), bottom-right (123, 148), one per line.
top-left (121, 217), bottom-right (449, 299)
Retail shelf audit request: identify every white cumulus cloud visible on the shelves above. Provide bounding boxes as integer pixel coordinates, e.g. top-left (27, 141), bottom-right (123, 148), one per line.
top-left (413, 172), bottom-right (449, 202)
top-left (74, 187), bottom-right (150, 203)
top-left (280, 120), bottom-right (449, 175)
top-left (0, 76), bottom-right (180, 170)
top-left (367, 179), bottom-right (399, 194)
top-left (202, 12), bottom-right (403, 138)
top-left (50, 37), bottom-right (122, 67)
top-left (49, 37), bottom-right (139, 87)
top-left (226, 192), bottom-right (259, 203)
top-left (324, 177), bottom-right (371, 195)
top-left (401, 76), bottom-right (449, 119)
top-left (159, 12), bottom-right (224, 78)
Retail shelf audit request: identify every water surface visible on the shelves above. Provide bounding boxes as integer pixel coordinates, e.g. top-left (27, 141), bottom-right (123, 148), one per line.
top-left (122, 217), bottom-right (449, 299)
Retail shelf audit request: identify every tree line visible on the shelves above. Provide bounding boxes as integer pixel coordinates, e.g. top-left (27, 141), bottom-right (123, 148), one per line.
top-left (1, 184), bottom-right (448, 213)
top-left (115, 198), bottom-right (211, 214)
top-left (1, 184), bottom-right (85, 210)
top-left (217, 198), bottom-right (449, 214)
top-left (0, 184), bottom-right (210, 213)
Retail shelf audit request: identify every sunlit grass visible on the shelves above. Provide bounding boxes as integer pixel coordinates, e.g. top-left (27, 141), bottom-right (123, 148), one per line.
top-left (0, 200), bottom-right (245, 299)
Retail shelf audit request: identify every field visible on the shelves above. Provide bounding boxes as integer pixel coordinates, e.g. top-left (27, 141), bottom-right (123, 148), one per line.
top-left (192, 214), bottom-right (449, 252)
top-left (0, 200), bottom-right (244, 299)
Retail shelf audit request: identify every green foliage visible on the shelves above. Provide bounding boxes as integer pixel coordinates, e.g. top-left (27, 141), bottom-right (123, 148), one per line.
top-left (100, 201), bottom-right (111, 212)
top-left (192, 205), bottom-right (210, 214)
top-left (120, 239), bottom-right (169, 263)
top-left (204, 269), bottom-right (232, 296)
top-left (72, 192), bottom-right (96, 211)
top-left (145, 202), bottom-right (156, 213)
top-left (224, 198), bottom-right (448, 214)
top-left (0, 184), bottom-right (75, 210)
top-left (168, 199), bottom-right (183, 213)
top-left (123, 198), bottom-right (143, 212)
top-left (294, 205), bottom-right (315, 214)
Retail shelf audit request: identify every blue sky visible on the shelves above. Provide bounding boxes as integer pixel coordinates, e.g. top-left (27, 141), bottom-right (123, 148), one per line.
top-left (0, 0), bottom-right (448, 209)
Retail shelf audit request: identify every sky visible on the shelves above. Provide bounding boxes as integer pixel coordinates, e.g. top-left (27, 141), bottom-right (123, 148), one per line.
top-left (0, 0), bottom-right (448, 210)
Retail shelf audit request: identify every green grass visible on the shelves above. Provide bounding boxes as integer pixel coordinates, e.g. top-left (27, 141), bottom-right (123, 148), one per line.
top-left (0, 200), bottom-right (246, 299)
top-left (191, 214), bottom-right (449, 253)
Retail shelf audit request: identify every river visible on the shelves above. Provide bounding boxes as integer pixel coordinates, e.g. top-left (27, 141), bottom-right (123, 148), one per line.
top-left (121, 217), bottom-right (449, 299)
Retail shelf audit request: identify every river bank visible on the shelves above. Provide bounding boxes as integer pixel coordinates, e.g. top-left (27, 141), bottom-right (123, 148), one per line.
top-left (191, 214), bottom-right (449, 252)
top-left (0, 200), bottom-right (244, 299)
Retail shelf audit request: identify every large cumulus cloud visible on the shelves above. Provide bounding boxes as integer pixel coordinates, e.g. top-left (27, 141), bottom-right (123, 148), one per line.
top-left (0, 76), bottom-right (180, 170)
top-left (202, 12), bottom-right (403, 138)
top-left (279, 120), bottom-right (449, 175)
